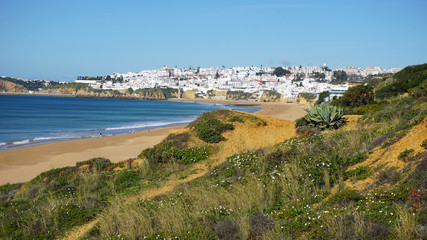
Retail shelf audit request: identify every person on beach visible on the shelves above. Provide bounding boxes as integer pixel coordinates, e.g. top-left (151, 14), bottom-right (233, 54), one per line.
top-left (99, 133), bottom-right (102, 137)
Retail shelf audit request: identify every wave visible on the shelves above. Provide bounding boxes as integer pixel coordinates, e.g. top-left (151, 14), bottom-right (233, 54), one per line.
top-left (33, 136), bottom-right (75, 141)
top-left (12, 139), bottom-right (31, 145)
top-left (105, 119), bottom-right (193, 131)
top-left (0, 142), bottom-right (6, 146)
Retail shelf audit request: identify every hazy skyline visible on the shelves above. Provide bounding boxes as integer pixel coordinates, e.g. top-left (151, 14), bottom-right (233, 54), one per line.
top-left (1, 0), bottom-right (426, 81)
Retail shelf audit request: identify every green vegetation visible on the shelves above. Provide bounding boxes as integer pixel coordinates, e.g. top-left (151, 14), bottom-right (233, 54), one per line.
top-left (0, 77), bottom-right (56, 91)
top-left (192, 118), bottom-right (234, 143)
top-left (1, 64), bottom-right (427, 239)
top-left (189, 111), bottom-right (237, 143)
top-left (226, 90), bottom-right (253, 100)
top-left (157, 87), bottom-right (178, 99)
top-left (336, 85), bottom-right (375, 108)
top-left (298, 92), bottom-right (316, 102)
top-left (398, 149), bottom-right (415, 160)
top-left (345, 166), bottom-right (371, 181)
top-left (228, 115), bottom-right (244, 123)
top-left (375, 63), bottom-right (427, 99)
top-left (261, 90), bottom-right (281, 101)
top-left (139, 132), bottom-right (210, 166)
top-left (272, 67), bottom-right (290, 77)
top-left (43, 83), bottom-right (177, 100)
top-left (315, 91), bottom-right (330, 105)
top-left (332, 70), bottom-right (348, 83)
top-left (296, 103), bottom-right (347, 130)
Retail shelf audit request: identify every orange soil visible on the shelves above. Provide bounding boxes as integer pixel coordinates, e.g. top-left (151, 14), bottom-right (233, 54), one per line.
top-left (346, 116), bottom-right (427, 190)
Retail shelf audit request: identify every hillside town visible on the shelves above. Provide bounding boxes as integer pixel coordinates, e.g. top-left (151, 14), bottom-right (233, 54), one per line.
top-left (75, 64), bottom-right (401, 101)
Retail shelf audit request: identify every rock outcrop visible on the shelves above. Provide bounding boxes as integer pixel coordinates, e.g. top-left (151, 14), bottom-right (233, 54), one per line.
top-left (42, 85), bottom-right (167, 100)
top-left (260, 90), bottom-right (282, 102)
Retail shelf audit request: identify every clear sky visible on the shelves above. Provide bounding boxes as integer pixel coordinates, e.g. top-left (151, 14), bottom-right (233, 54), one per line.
top-left (1, 0), bottom-right (426, 81)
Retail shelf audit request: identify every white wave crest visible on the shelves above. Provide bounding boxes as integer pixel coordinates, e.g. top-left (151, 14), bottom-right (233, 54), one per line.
top-left (106, 119), bottom-right (192, 131)
top-left (13, 139), bottom-right (31, 145)
top-left (33, 136), bottom-right (74, 141)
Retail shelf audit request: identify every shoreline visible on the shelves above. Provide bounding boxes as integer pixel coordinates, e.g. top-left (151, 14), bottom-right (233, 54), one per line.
top-left (0, 98), bottom-right (306, 185)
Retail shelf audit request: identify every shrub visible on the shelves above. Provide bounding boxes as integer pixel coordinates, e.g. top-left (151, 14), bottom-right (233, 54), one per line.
top-left (114, 170), bottom-right (141, 191)
top-left (76, 157), bottom-right (112, 171)
top-left (375, 63), bottom-right (427, 99)
top-left (339, 85), bottom-right (375, 108)
top-left (192, 118), bottom-right (234, 143)
top-left (228, 116), bottom-right (244, 123)
top-left (353, 102), bottom-right (386, 114)
top-left (299, 92), bottom-right (316, 102)
top-left (345, 166), bottom-right (371, 181)
top-left (139, 140), bottom-right (180, 165)
top-left (398, 149), bottom-right (415, 160)
top-left (421, 139), bottom-right (427, 149)
top-left (376, 167), bottom-right (401, 186)
top-left (177, 147), bottom-right (210, 164)
top-left (213, 219), bottom-right (241, 240)
top-left (329, 188), bottom-right (363, 205)
top-left (249, 214), bottom-right (275, 239)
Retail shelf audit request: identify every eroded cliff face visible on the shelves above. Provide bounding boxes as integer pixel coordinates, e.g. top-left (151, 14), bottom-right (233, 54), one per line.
top-left (0, 80), bottom-right (18, 92)
top-left (181, 90), bottom-right (196, 99)
top-left (42, 87), bottom-right (167, 100)
top-left (259, 91), bottom-right (282, 102)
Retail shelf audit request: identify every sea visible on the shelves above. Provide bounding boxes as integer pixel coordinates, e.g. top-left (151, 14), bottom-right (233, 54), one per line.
top-left (0, 95), bottom-right (260, 151)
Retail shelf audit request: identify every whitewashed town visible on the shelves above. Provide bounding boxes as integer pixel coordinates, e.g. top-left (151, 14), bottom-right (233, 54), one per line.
top-left (75, 64), bottom-right (401, 101)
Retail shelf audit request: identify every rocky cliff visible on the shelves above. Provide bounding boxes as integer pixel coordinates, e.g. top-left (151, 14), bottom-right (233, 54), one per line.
top-left (42, 84), bottom-right (167, 100)
top-left (260, 90), bottom-right (282, 102)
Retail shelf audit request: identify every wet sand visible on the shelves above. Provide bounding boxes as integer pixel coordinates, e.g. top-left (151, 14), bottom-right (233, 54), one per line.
top-left (0, 100), bottom-right (305, 185)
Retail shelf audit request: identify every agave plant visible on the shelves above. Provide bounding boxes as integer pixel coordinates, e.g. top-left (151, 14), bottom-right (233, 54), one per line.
top-left (303, 103), bottom-right (347, 130)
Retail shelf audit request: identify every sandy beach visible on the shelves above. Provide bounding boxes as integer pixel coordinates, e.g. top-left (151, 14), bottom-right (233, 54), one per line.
top-left (0, 100), bottom-right (306, 185)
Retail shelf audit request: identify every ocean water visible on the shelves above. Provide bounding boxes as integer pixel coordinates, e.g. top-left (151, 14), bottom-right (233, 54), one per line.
top-left (0, 95), bottom-right (260, 151)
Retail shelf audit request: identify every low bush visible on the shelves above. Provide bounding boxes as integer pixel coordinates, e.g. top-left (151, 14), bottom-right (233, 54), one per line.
top-left (177, 147), bottom-right (210, 164)
top-left (228, 115), bottom-right (244, 123)
top-left (376, 167), bottom-right (401, 186)
top-left (345, 166), bottom-right (371, 181)
top-left (76, 157), bottom-right (112, 171)
top-left (398, 149), bottom-right (415, 160)
top-left (329, 188), bottom-right (363, 205)
top-left (192, 118), bottom-right (234, 143)
top-left (114, 170), bottom-right (142, 191)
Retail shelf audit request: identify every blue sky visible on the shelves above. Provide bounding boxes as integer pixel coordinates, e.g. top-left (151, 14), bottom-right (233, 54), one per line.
top-left (0, 0), bottom-right (426, 81)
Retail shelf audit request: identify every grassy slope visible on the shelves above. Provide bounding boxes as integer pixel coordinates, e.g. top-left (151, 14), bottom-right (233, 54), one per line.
top-left (1, 66), bottom-right (427, 239)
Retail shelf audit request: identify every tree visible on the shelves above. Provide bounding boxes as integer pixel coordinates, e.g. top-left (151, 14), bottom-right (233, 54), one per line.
top-left (315, 91), bottom-right (330, 105)
top-left (333, 70), bottom-right (348, 83)
top-left (272, 67), bottom-right (290, 77)
top-left (312, 72), bottom-right (325, 81)
top-left (214, 72), bottom-right (220, 79)
top-left (339, 85), bottom-right (374, 108)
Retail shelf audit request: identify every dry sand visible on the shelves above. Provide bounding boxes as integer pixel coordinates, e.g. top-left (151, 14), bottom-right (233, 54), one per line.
top-left (0, 126), bottom-right (182, 185)
top-left (0, 100), bottom-right (305, 185)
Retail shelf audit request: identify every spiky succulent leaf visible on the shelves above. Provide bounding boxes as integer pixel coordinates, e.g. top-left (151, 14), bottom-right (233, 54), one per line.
top-left (301, 103), bottom-right (346, 131)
